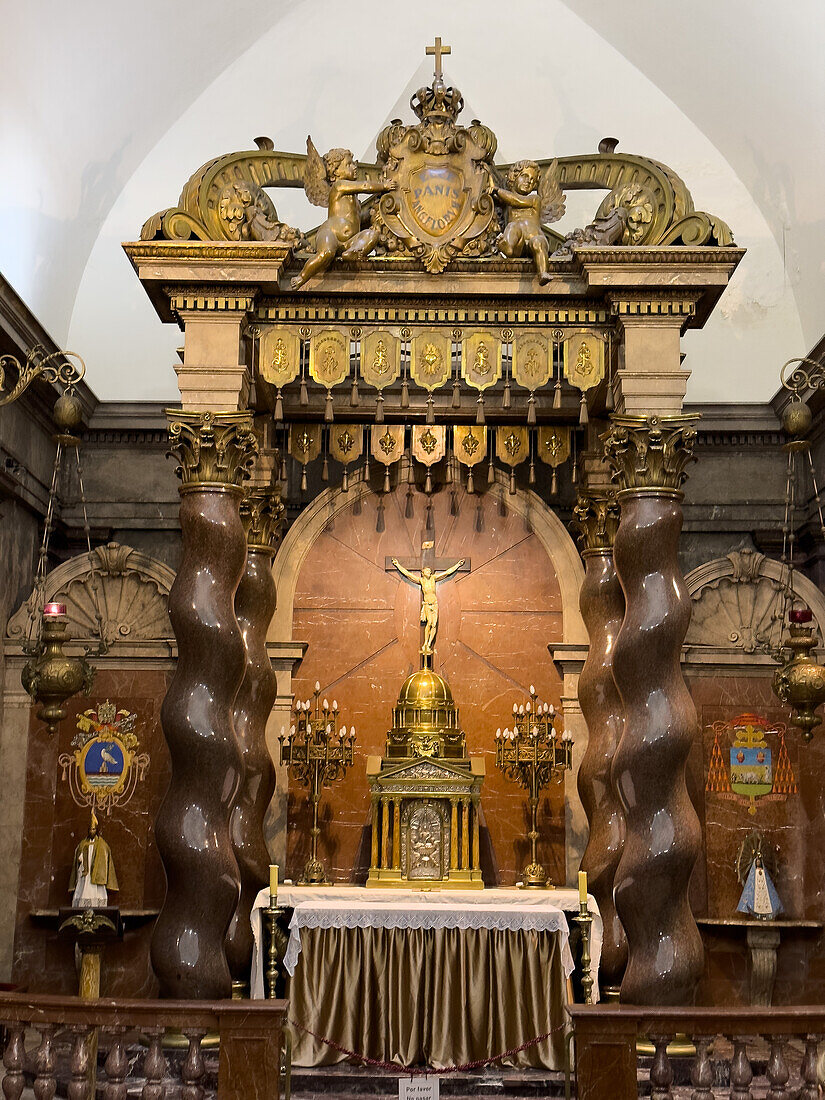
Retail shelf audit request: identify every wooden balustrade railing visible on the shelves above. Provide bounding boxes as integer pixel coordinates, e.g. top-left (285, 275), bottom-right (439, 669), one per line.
top-left (0, 992), bottom-right (288, 1100)
top-left (569, 1005), bottom-right (824, 1100)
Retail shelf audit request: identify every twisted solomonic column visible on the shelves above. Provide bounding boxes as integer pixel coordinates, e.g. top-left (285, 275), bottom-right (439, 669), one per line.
top-left (226, 487), bottom-right (284, 991)
top-left (603, 414), bottom-right (703, 1005)
top-left (571, 493), bottom-right (627, 996)
top-left (152, 410), bottom-right (258, 999)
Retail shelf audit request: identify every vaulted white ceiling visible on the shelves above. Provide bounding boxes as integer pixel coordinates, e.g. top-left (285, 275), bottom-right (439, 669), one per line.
top-left (1, 0), bottom-right (822, 404)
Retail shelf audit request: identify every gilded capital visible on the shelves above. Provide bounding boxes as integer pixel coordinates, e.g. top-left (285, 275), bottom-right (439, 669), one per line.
top-left (602, 414), bottom-right (698, 497)
top-left (166, 409), bottom-right (258, 490)
top-left (571, 493), bottom-right (621, 554)
top-left (239, 486), bottom-right (285, 554)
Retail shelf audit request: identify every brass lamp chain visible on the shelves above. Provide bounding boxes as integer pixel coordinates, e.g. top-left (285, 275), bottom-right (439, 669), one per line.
top-left (74, 442), bottom-right (107, 655)
top-left (27, 440), bottom-right (65, 652)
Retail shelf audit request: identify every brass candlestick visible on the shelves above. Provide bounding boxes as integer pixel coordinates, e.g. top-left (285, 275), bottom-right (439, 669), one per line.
top-left (279, 684), bottom-right (355, 885)
top-left (494, 686), bottom-right (573, 888)
top-left (574, 900), bottom-right (594, 1004)
top-left (262, 895), bottom-right (288, 999)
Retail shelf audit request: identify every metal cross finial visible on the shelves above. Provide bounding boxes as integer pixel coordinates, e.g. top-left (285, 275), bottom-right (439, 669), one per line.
top-left (426, 36), bottom-right (451, 80)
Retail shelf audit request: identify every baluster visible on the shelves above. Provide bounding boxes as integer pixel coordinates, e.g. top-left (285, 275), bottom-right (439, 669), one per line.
top-left (2, 1024), bottom-right (26, 1100)
top-left (729, 1038), bottom-right (754, 1100)
top-left (141, 1027), bottom-right (167, 1100)
top-left (103, 1027), bottom-right (129, 1100)
top-left (690, 1037), bottom-right (714, 1100)
top-left (650, 1035), bottom-right (673, 1100)
top-left (33, 1024), bottom-right (57, 1100)
top-left (181, 1030), bottom-right (206, 1100)
top-left (800, 1035), bottom-right (821, 1100)
top-left (765, 1036), bottom-right (790, 1100)
top-left (67, 1026), bottom-right (92, 1100)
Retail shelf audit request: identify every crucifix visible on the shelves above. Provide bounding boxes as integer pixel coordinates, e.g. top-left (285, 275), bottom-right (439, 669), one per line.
top-left (426, 36), bottom-right (451, 81)
top-left (387, 540), bottom-right (469, 664)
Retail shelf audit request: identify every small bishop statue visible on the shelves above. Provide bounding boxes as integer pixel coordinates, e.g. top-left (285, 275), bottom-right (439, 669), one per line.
top-left (69, 810), bottom-right (119, 908)
top-left (737, 851), bottom-right (783, 920)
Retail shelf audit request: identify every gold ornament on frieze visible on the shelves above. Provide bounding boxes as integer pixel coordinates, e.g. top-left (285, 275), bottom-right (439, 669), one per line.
top-left (361, 330), bottom-right (400, 390)
top-left (165, 410), bottom-right (258, 490)
top-left (496, 426), bottom-right (528, 467)
top-left (411, 331), bottom-right (452, 392)
top-left (563, 331), bottom-right (605, 392)
top-left (330, 423), bottom-right (362, 465)
top-left (239, 487), bottom-right (285, 554)
top-left (455, 426), bottom-right (487, 467)
top-left (309, 329), bottom-right (350, 389)
top-left (258, 326), bottom-right (300, 389)
top-left (571, 493), bottom-right (621, 554)
top-left (289, 423), bottom-right (322, 464)
top-left (512, 332), bottom-right (551, 391)
top-left (412, 425), bottom-right (446, 466)
top-left (537, 426), bottom-right (570, 468)
top-left (603, 414), bottom-right (699, 497)
top-left (371, 424), bottom-right (404, 465)
top-left (461, 331), bottom-right (501, 391)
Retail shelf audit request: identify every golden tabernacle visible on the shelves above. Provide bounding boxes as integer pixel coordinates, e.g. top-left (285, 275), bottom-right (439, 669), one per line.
top-left (367, 657), bottom-right (484, 889)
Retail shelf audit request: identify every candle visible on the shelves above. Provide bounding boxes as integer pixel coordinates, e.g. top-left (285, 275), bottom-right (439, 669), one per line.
top-left (314, 681), bottom-right (320, 693)
top-left (269, 863), bottom-right (279, 900)
top-left (43, 602), bottom-right (66, 617)
top-left (578, 870), bottom-right (588, 905)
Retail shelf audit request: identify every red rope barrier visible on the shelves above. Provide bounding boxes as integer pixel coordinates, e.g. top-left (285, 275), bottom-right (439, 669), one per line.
top-left (288, 1017), bottom-right (568, 1076)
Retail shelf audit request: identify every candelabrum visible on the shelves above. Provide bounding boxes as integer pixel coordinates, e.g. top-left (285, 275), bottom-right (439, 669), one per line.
top-left (495, 685), bottom-right (573, 888)
top-left (279, 683), bottom-right (355, 885)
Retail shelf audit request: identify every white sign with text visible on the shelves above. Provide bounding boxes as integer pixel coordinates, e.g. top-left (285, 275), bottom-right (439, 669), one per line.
top-left (398, 1077), bottom-right (439, 1100)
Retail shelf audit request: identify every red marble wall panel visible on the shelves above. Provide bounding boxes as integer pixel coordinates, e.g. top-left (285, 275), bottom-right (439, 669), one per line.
top-left (288, 486), bottom-right (567, 885)
top-left (687, 672), bottom-right (825, 1005)
top-left (13, 668), bottom-right (170, 996)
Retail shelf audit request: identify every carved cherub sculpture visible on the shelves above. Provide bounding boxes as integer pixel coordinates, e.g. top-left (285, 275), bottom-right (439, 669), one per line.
top-left (493, 160), bottom-right (566, 284)
top-left (291, 138), bottom-right (394, 290)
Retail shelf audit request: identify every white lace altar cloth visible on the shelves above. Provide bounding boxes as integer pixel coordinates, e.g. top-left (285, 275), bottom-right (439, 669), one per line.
top-left (250, 885), bottom-right (602, 1002)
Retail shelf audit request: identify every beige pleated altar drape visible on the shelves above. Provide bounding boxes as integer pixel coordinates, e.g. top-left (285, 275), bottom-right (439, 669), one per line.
top-left (288, 925), bottom-right (568, 1069)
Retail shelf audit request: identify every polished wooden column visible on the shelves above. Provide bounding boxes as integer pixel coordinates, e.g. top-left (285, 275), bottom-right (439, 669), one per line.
top-left (604, 415), bottom-right (703, 1005)
top-left (572, 493), bottom-right (627, 995)
top-left (152, 410), bottom-right (258, 999)
top-left (226, 487), bottom-right (284, 990)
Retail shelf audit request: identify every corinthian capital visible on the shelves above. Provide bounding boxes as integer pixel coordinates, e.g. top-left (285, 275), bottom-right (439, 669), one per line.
top-left (166, 409), bottom-right (258, 490)
top-left (239, 487), bottom-right (285, 554)
top-left (571, 493), bottom-right (621, 554)
top-left (603, 414), bottom-right (698, 496)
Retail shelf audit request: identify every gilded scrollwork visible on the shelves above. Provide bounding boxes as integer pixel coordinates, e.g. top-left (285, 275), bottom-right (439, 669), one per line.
top-left (217, 180), bottom-right (304, 246)
top-left (603, 414), bottom-right (699, 496)
top-left (165, 410), bottom-right (258, 490)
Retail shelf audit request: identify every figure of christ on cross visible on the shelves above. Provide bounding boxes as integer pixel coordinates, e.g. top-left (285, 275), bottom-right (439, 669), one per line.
top-left (391, 541), bottom-right (466, 656)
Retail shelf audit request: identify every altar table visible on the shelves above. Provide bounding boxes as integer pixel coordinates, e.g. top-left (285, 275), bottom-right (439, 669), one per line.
top-left (251, 886), bottom-right (602, 1070)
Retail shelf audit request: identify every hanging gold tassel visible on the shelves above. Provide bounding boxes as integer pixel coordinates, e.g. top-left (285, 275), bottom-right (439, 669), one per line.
top-left (476, 395), bottom-right (485, 424)
top-left (324, 390), bottom-right (334, 422)
top-left (487, 455), bottom-right (495, 484)
top-left (503, 379), bottom-right (511, 410)
top-left (376, 392), bottom-right (385, 423)
top-left (553, 381), bottom-right (562, 409)
top-left (467, 467), bottom-right (475, 494)
top-left (606, 382), bottom-right (615, 411)
top-left (426, 500), bottom-right (434, 531)
top-left (579, 392), bottom-right (588, 425)
top-left (322, 455), bottom-right (329, 481)
top-left (300, 377), bottom-right (308, 405)
top-left (509, 469), bottom-right (516, 495)
top-left (275, 390), bottom-right (284, 421)
top-left (452, 378), bottom-right (461, 408)
top-left (280, 453), bottom-right (287, 481)
top-left (401, 378), bottom-right (410, 408)
top-left (376, 500), bottom-right (385, 533)
top-left (425, 469), bottom-right (432, 494)
top-left (529, 458), bottom-right (536, 485)
top-left (301, 465), bottom-right (308, 492)
top-left (527, 394), bottom-right (536, 425)
top-left (342, 466), bottom-right (349, 493)
top-left (350, 377), bottom-right (360, 406)
top-left (405, 490), bottom-right (414, 519)
top-left (364, 451), bottom-right (371, 483)
top-left (426, 395), bottom-right (435, 424)
top-left (551, 467), bottom-right (558, 495)
top-left (383, 466), bottom-right (391, 494)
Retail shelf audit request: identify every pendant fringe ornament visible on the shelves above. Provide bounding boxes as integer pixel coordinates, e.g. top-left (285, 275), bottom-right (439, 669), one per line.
top-left (324, 390), bottom-right (334, 422)
top-left (301, 465), bottom-right (308, 493)
top-left (342, 466), bottom-right (349, 493)
top-left (405, 448), bottom-right (415, 518)
top-left (401, 377), bottom-right (410, 408)
top-left (503, 378), bottom-right (512, 410)
top-left (467, 467), bottom-right (475, 494)
top-left (426, 394), bottom-right (435, 424)
top-left (383, 466), bottom-right (391, 494)
top-left (553, 380), bottom-right (562, 409)
top-left (579, 392), bottom-right (589, 425)
top-left (375, 392), bottom-right (385, 423)
top-left (452, 377), bottom-right (461, 409)
top-left (300, 376), bottom-right (308, 406)
top-left (527, 393), bottom-right (537, 425)
top-left (274, 390), bottom-right (284, 422)
top-left (321, 454), bottom-right (329, 482)
top-left (509, 469), bottom-right (516, 495)
top-left (551, 467), bottom-right (558, 495)
top-left (350, 376), bottom-right (359, 407)
top-left (476, 394), bottom-right (486, 424)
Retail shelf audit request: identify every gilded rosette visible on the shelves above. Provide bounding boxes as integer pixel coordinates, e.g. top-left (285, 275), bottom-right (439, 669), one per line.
top-left (537, 426), bottom-right (570, 468)
top-left (329, 423), bottom-right (362, 467)
top-left (239, 487), bottom-right (285, 554)
top-left (563, 331), bottom-right (605, 393)
top-left (512, 332), bottom-right (550, 391)
top-left (496, 426), bottom-right (529, 468)
top-left (361, 330), bottom-right (400, 390)
top-left (165, 409), bottom-right (258, 491)
top-left (412, 425), bottom-right (446, 466)
top-left (454, 426), bottom-right (487, 468)
top-left (258, 326), bottom-right (300, 388)
top-left (461, 331), bottom-right (501, 391)
top-left (603, 414), bottom-right (699, 497)
top-left (571, 493), bottom-right (621, 554)
top-left (289, 423), bottom-right (322, 465)
top-left (411, 331), bottom-right (451, 391)
top-left (309, 329), bottom-right (350, 389)
top-left (371, 424), bottom-right (405, 467)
